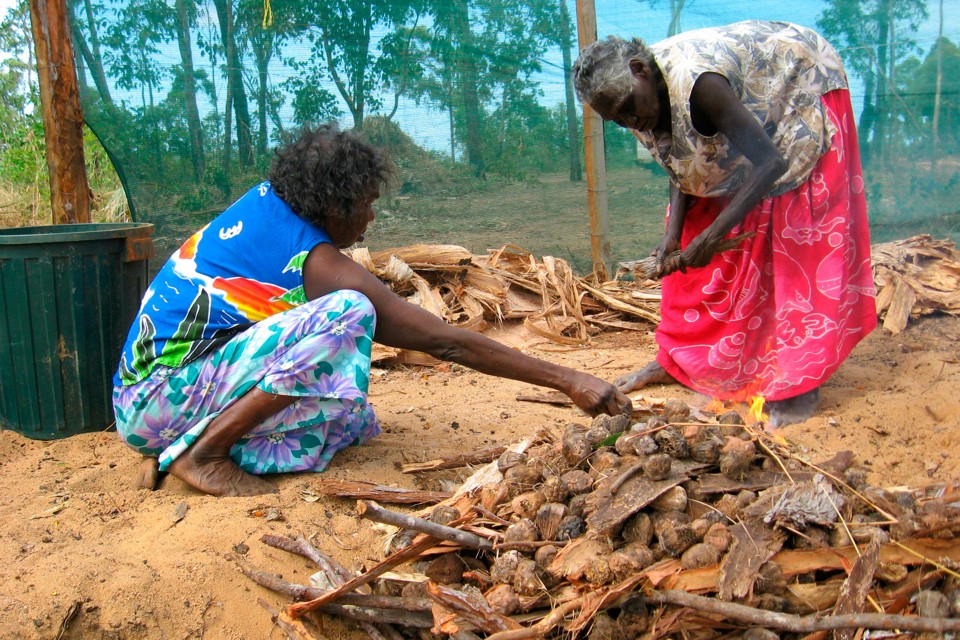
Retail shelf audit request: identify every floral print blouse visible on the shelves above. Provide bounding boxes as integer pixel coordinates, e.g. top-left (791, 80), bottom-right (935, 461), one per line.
top-left (635, 20), bottom-right (849, 198)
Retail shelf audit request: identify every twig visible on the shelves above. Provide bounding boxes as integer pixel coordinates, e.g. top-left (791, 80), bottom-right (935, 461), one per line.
top-left (891, 540), bottom-right (960, 580)
top-left (286, 518), bottom-right (463, 619)
top-left (610, 459), bottom-right (646, 494)
top-left (261, 534), bottom-right (354, 585)
top-left (748, 425), bottom-right (794, 484)
top-left (471, 504), bottom-right (512, 527)
top-left (400, 444), bottom-right (511, 473)
top-left (644, 589), bottom-right (960, 633)
top-left (54, 601), bottom-right (82, 640)
top-left (310, 480), bottom-right (452, 504)
top-left (485, 596), bottom-right (586, 640)
top-left (258, 598), bottom-right (325, 640)
top-left (235, 553), bottom-right (432, 612)
top-left (495, 540), bottom-right (569, 551)
top-left (234, 554), bottom-right (433, 627)
top-left (358, 500), bottom-right (494, 551)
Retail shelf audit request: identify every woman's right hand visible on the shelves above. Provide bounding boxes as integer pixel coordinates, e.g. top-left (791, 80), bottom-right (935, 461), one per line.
top-left (654, 231), bottom-right (681, 265)
top-left (565, 371), bottom-right (633, 418)
top-left (654, 231), bottom-right (682, 276)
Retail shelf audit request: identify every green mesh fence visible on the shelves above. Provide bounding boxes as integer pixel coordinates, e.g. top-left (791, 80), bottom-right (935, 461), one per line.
top-left (69, 0), bottom-right (960, 272)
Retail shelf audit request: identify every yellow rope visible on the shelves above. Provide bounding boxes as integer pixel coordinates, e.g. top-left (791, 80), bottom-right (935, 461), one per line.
top-left (262, 0), bottom-right (273, 28)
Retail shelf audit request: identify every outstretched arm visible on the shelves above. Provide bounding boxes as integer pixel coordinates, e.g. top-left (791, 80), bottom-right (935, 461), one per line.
top-left (303, 242), bottom-right (632, 417)
top-left (671, 72), bottom-right (788, 271)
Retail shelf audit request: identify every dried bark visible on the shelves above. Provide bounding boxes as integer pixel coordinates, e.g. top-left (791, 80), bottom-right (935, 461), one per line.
top-left (717, 520), bottom-right (786, 600)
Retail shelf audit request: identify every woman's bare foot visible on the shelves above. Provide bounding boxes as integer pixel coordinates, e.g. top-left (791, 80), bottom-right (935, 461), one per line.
top-left (614, 361), bottom-right (677, 393)
top-left (135, 456), bottom-right (161, 490)
top-left (161, 387), bottom-right (293, 496)
top-left (767, 388), bottom-right (821, 427)
top-left (167, 449), bottom-right (277, 497)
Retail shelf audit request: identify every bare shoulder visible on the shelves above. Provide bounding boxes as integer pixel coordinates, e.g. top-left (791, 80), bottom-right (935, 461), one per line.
top-left (302, 242), bottom-right (376, 301)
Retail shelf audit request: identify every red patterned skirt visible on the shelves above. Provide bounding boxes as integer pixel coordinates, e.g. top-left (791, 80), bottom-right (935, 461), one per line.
top-left (657, 89), bottom-right (877, 402)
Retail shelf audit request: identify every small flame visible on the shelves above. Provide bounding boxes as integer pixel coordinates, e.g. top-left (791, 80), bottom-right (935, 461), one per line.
top-left (747, 395), bottom-right (766, 424)
top-left (705, 398), bottom-right (728, 414)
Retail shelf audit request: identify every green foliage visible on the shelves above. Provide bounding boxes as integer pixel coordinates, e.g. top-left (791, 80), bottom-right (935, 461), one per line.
top-left (898, 37), bottom-right (960, 155)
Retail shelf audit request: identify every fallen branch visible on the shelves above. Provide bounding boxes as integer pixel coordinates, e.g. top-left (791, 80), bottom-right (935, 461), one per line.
top-left (234, 554), bottom-right (433, 627)
top-left (260, 534), bottom-right (354, 585)
top-left (400, 445), bottom-right (512, 474)
top-left (286, 515), bottom-right (475, 619)
top-left (310, 480), bottom-right (452, 504)
top-left (645, 589), bottom-right (960, 634)
top-left (515, 393), bottom-right (573, 408)
top-left (358, 500), bottom-right (494, 551)
top-left (484, 596), bottom-right (586, 640)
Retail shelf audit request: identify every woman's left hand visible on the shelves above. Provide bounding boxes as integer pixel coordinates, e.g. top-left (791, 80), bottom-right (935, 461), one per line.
top-left (657, 229), bottom-right (721, 276)
top-left (681, 230), bottom-right (723, 269)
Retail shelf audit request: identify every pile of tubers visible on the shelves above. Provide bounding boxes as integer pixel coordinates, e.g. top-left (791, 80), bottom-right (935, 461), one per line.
top-left (386, 398), bottom-right (960, 638)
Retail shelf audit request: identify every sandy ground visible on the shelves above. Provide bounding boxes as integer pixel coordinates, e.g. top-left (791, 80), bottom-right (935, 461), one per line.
top-left (0, 313), bottom-right (958, 640)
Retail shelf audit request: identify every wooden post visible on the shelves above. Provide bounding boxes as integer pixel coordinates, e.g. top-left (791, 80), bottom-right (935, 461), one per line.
top-left (29, 0), bottom-right (91, 225)
top-left (574, 0), bottom-right (610, 281)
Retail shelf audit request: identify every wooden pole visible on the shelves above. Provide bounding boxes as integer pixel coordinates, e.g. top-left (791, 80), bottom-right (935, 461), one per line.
top-left (29, 0), bottom-right (92, 225)
top-left (573, 0), bottom-right (610, 281)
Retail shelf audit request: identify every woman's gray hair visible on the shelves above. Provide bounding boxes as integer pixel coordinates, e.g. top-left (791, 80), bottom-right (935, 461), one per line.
top-left (572, 35), bottom-right (656, 105)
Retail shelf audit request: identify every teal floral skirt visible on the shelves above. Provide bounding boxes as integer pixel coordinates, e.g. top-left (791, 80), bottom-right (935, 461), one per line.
top-left (113, 290), bottom-right (381, 475)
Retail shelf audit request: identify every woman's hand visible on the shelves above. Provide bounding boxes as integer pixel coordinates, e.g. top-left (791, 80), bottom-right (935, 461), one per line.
top-left (564, 371), bottom-right (633, 417)
top-left (654, 230), bottom-right (681, 266)
top-left (680, 229), bottom-right (723, 269)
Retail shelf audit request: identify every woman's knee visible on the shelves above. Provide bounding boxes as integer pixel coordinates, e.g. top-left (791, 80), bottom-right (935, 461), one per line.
top-left (337, 289), bottom-right (375, 318)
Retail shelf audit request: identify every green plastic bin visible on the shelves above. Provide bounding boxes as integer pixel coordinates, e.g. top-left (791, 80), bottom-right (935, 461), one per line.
top-left (0, 222), bottom-right (154, 439)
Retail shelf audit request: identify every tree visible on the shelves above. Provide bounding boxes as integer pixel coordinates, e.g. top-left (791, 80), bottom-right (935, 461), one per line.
top-left (288, 0), bottom-right (420, 130)
top-left (899, 36), bottom-right (960, 154)
top-left (29, 0), bottom-right (92, 223)
top-left (236, 0), bottom-right (301, 154)
top-left (817, 0), bottom-right (928, 166)
top-left (637, 0), bottom-right (693, 38)
top-left (174, 0), bottom-right (205, 182)
top-left (67, 0), bottom-right (114, 106)
top-left (211, 0), bottom-right (255, 170)
top-left (558, 0), bottom-right (581, 181)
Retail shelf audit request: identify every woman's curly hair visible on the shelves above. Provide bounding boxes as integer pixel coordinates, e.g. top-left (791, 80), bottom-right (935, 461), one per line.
top-left (572, 35), bottom-right (655, 105)
top-left (269, 124), bottom-right (394, 226)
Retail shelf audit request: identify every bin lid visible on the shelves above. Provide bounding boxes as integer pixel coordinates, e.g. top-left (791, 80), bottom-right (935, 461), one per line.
top-left (0, 222), bottom-right (154, 245)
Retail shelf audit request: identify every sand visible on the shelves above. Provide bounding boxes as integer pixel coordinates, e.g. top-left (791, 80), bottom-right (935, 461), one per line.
top-left (0, 314), bottom-right (958, 639)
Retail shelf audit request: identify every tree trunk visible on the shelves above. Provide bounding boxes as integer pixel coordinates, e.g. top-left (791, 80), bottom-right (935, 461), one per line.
top-left (212, 0), bottom-right (253, 168)
top-left (667, 0), bottom-right (686, 37)
top-left (449, 0), bottom-right (484, 177)
top-left (30, 0), bottom-right (92, 225)
top-left (859, 70), bottom-right (875, 166)
top-left (558, 0), bottom-right (581, 181)
top-left (76, 0), bottom-right (114, 105)
top-left (932, 0), bottom-right (943, 169)
top-left (175, 0), bottom-right (206, 183)
top-left (873, 0), bottom-right (891, 166)
top-left (252, 33), bottom-right (272, 154)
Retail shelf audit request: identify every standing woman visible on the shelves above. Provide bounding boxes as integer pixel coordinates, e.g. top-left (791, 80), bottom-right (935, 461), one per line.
top-left (113, 125), bottom-right (631, 497)
top-left (572, 21), bottom-right (877, 426)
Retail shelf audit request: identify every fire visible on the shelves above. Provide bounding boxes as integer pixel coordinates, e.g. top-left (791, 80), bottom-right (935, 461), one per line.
top-left (747, 395), bottom-right (766, 423)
